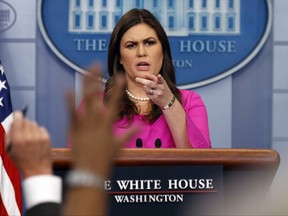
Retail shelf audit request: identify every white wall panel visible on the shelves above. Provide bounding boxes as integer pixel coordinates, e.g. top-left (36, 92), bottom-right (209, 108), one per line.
top-left (194, 77), bottom-right (232, 148)
top-left (273, 93), bottom-right (288, 138)
top-left (10, 89), bottom-right (36, 120)
top-left (274, 0), bottom-right (288, 41)
top-left (0, 0), bottom-right (36, 39)
top-left (0, 43), bottom-right (36, 87)
top-left (273, 46), bottom-right (288, 89)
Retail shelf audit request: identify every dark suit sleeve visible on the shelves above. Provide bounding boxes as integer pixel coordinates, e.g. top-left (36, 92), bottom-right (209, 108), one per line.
top-left (25, 202), bottom-right (61, 216)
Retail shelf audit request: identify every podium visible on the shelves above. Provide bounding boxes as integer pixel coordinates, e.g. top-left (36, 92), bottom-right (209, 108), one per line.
top-left (52, 148), bottom-right (280, 215)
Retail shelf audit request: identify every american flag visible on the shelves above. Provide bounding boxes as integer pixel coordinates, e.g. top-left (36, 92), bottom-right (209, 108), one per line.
top-left (0, 60), bottom-right (22, 215)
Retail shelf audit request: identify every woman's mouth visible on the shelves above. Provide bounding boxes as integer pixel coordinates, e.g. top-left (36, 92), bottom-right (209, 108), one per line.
top-left (136, 62), bottom-right (150, 71)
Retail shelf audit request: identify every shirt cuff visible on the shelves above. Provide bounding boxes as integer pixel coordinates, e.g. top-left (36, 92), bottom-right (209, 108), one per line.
top-left (23, 175), bottom-right (62, 209)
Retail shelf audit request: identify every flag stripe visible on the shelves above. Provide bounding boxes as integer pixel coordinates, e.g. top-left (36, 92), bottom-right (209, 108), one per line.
top-left (0, 156), bottom-right (21, 215)
top-left (1, 113), bottom-right (13, 133)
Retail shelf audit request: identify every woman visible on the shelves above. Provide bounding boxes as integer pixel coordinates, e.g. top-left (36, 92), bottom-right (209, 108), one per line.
top-left (104, 8), bottom-right (211, 148)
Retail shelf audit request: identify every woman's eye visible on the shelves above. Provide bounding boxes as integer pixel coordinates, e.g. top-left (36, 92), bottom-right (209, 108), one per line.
top-left (126, 43), bottom-right (136, 49)
top-left (145, 40), bottom-right (156, 46)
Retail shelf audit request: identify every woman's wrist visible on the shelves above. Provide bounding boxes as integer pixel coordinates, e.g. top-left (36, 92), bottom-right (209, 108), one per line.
top-left (162, 95), bottom-right (176, 110)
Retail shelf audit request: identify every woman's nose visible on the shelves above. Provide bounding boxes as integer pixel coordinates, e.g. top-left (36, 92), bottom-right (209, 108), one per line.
top-left (137, 44), bottom-right (147, 57)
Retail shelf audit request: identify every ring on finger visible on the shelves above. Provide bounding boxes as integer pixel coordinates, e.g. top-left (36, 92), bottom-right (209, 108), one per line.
top-left (149, 89), bottom-right (154, 95)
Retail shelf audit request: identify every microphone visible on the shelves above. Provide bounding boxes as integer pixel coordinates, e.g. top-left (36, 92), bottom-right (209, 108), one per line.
top-left (155, 138), bottom-right (162, 148)
top-left (136, 138), bottom-right (143, 148)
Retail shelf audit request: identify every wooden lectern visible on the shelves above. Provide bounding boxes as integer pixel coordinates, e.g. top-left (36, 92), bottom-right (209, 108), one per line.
top-left (52, 148), bottom-right (280, 215)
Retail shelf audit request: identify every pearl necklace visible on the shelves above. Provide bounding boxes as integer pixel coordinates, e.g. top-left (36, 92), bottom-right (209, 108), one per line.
top-left (126, 89), bottom-right (150, 101)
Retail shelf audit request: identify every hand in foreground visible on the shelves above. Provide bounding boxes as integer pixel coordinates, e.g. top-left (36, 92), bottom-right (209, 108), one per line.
top-left (67, 64), bottom-right (137, 178)
top-left (6, 111), bottom-right (52, 178)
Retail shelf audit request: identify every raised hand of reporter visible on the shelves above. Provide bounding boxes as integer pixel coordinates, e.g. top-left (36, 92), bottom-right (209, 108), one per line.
top-left (6, 111), bottom-right (52, 178)
top-left (67, 64), bottom-right (136, 178)
top-left (64, 64), bottom-right (137, 216)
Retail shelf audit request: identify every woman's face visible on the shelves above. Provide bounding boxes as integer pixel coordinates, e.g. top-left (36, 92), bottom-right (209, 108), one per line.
top-left (119, 23), bottom-right (163, 84)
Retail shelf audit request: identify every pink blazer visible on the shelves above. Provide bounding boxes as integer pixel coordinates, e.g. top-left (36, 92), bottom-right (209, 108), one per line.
top-left (114, 89), bottom-right (211, 148)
